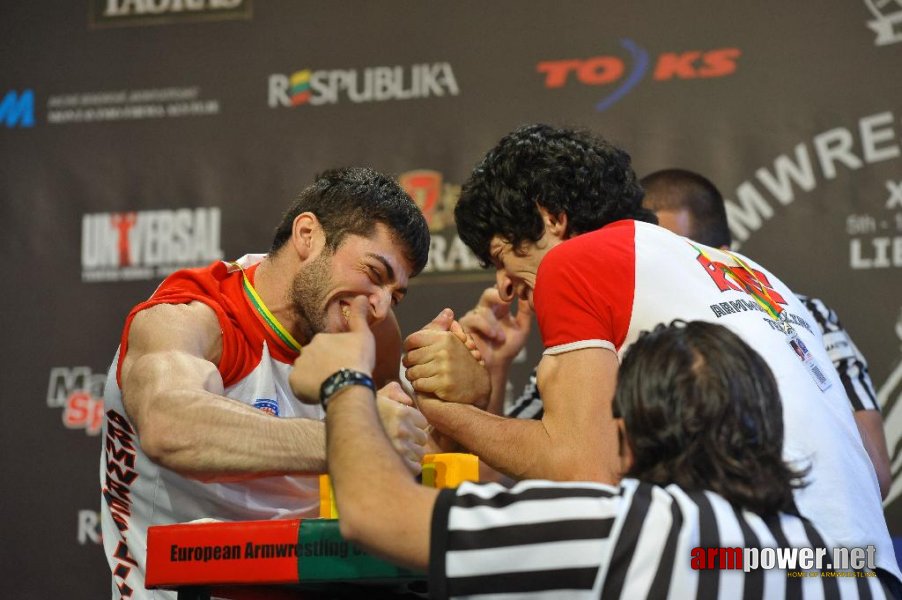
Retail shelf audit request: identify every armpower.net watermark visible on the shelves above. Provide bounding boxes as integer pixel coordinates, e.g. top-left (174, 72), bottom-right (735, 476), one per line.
top-left (691, 545), bottom-right (878, 577)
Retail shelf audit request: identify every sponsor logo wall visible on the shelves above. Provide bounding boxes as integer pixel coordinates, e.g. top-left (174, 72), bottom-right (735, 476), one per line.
top-left (2, 2), bottom-right (900, 597)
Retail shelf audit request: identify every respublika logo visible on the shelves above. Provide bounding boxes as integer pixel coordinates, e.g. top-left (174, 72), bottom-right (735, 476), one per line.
top-left (81, 207), bottom-right (223, 282)
top-left (47, 366), bottom-right (106, 436)
top-left (537, 39), bottom-right (740, 112)
top-left (268, 63), bottom-right (459, 108)
top-left (0, 89), bottom-right (35, 128)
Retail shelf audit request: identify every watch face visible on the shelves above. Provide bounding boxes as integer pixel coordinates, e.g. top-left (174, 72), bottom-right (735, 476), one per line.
top-left (323, 370), bottom-right (349, 399)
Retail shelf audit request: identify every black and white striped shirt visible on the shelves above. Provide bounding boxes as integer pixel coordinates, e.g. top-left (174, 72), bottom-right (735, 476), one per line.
top-left (428, 478), bottom-right (895, 599)
top-left (506, 294), bottom-right (879, 420)
top-left (797, 295), bottom-right (879, 412)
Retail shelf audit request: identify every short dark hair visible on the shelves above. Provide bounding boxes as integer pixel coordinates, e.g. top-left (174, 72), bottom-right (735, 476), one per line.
top-left (454, 124), bottom-right (657, 267)
top-left (641, 169), bottom-right (732, 248)
top-left (270, 167), bottom-right (430, 276)
top-left (613, 320), bottom-right (807, 515)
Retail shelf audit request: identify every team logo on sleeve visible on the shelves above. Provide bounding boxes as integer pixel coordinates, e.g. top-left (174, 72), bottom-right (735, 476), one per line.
top-left (253, 399), bottom-right (280, 416)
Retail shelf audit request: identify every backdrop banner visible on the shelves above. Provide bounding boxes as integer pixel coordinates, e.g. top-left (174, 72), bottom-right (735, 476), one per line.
top-left (2, 1), bottom-right (901, 597)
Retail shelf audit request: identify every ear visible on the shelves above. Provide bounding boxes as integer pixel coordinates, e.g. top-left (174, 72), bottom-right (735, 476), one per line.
top-left (290, 212), bottom-right (326, 262)
top-left (616, 419), bottom-right (634, 474)
top-left (537, 205), bottom-right (568, 241)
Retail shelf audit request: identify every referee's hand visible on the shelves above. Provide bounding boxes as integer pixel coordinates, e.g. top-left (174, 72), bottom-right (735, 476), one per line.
top-left (289, 296), bottom-right (375, 403)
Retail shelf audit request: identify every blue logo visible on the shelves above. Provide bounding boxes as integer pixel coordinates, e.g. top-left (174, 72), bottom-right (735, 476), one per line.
top-left (253, 398), bottom-right (280, 417)
top-left (1, 90), bottom-right (35, 128)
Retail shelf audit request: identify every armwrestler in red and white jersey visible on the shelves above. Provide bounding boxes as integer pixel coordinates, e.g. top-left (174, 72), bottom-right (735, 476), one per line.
top-left (403, 124), bottom-right (900, 580)
top-left (100, 168), bottom-right (434, 599)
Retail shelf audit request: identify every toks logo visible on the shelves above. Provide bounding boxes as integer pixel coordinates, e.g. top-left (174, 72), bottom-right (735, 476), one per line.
top-left (268, 63), bottom-right (459, 108)
top-left (47, 367), bottom-right (106, 436)
top-left (81, 207), bottom-right (223, 282)
top-left (537, 39), bottom-right (740, 111)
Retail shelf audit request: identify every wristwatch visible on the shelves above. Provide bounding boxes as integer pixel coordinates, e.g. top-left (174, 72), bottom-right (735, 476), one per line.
top-left (320, 369), bottom-right (376, 410)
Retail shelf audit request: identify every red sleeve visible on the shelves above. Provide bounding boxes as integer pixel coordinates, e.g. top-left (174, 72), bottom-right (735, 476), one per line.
top-left (115, 262), bottom-right (243, 387)
top-left (533, 221), bottom-right (636, 354)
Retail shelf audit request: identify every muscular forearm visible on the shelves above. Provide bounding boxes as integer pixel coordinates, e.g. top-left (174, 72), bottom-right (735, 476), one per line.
top-left (418, 399), bottom-right (618, 483)
top-left (136, 387), bottom-right (326, 481)
top-left (124, 350), bottom-right (327, 481)
top-left (327, 387), bottom-right (436, 570)
top-left (486, 362), bottom-right (512, 416)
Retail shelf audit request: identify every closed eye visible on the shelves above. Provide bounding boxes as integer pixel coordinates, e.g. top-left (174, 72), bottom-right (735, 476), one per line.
top-left (366, 264), bottom-right (385, 285)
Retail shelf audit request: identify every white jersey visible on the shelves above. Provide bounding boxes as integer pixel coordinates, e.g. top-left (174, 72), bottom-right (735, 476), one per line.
top-left (533, 220), bottom-right (899, 578)
top-left (100, 255), bottom-right (323, 599)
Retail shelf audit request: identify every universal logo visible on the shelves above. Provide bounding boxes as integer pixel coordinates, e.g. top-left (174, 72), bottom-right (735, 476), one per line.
top-left (81, 207), bottom-right (223, 282)
top-left (89, 0), bottom-right (252, 28)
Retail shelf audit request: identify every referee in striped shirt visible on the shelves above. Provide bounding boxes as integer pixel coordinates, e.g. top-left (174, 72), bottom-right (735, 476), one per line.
top-left (289, 298), bottom-right (900, 599)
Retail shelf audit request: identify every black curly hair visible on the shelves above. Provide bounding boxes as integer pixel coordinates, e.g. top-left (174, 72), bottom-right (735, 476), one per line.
top-left (613, 320), bottom-right (809, 515)
top-left (270, 167), bottom-right (430, 276)
top-left (455, 124), bottom-right (657, 266)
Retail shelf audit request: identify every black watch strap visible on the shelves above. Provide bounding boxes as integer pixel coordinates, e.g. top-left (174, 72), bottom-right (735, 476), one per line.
top-left (320, 369), bottom-right (376, 410)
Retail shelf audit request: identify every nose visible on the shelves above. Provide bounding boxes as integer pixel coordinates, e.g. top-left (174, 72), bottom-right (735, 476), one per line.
top-left (495, 270), bottom-right (515, 303)
top-left (369, 288), bottom-right (392, 322)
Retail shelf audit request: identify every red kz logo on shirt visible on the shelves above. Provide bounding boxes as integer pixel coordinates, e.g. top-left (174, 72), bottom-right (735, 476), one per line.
top-left (695, 251), bottom-right (787, 306)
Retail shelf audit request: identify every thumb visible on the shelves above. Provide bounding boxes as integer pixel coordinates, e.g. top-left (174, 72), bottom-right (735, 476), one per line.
top-left (346, 295), bottom-right (370, 332)
top-left (449, 319), bottom-right (467, 342)
top-left (423, 308), bottom-right (454, 332)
